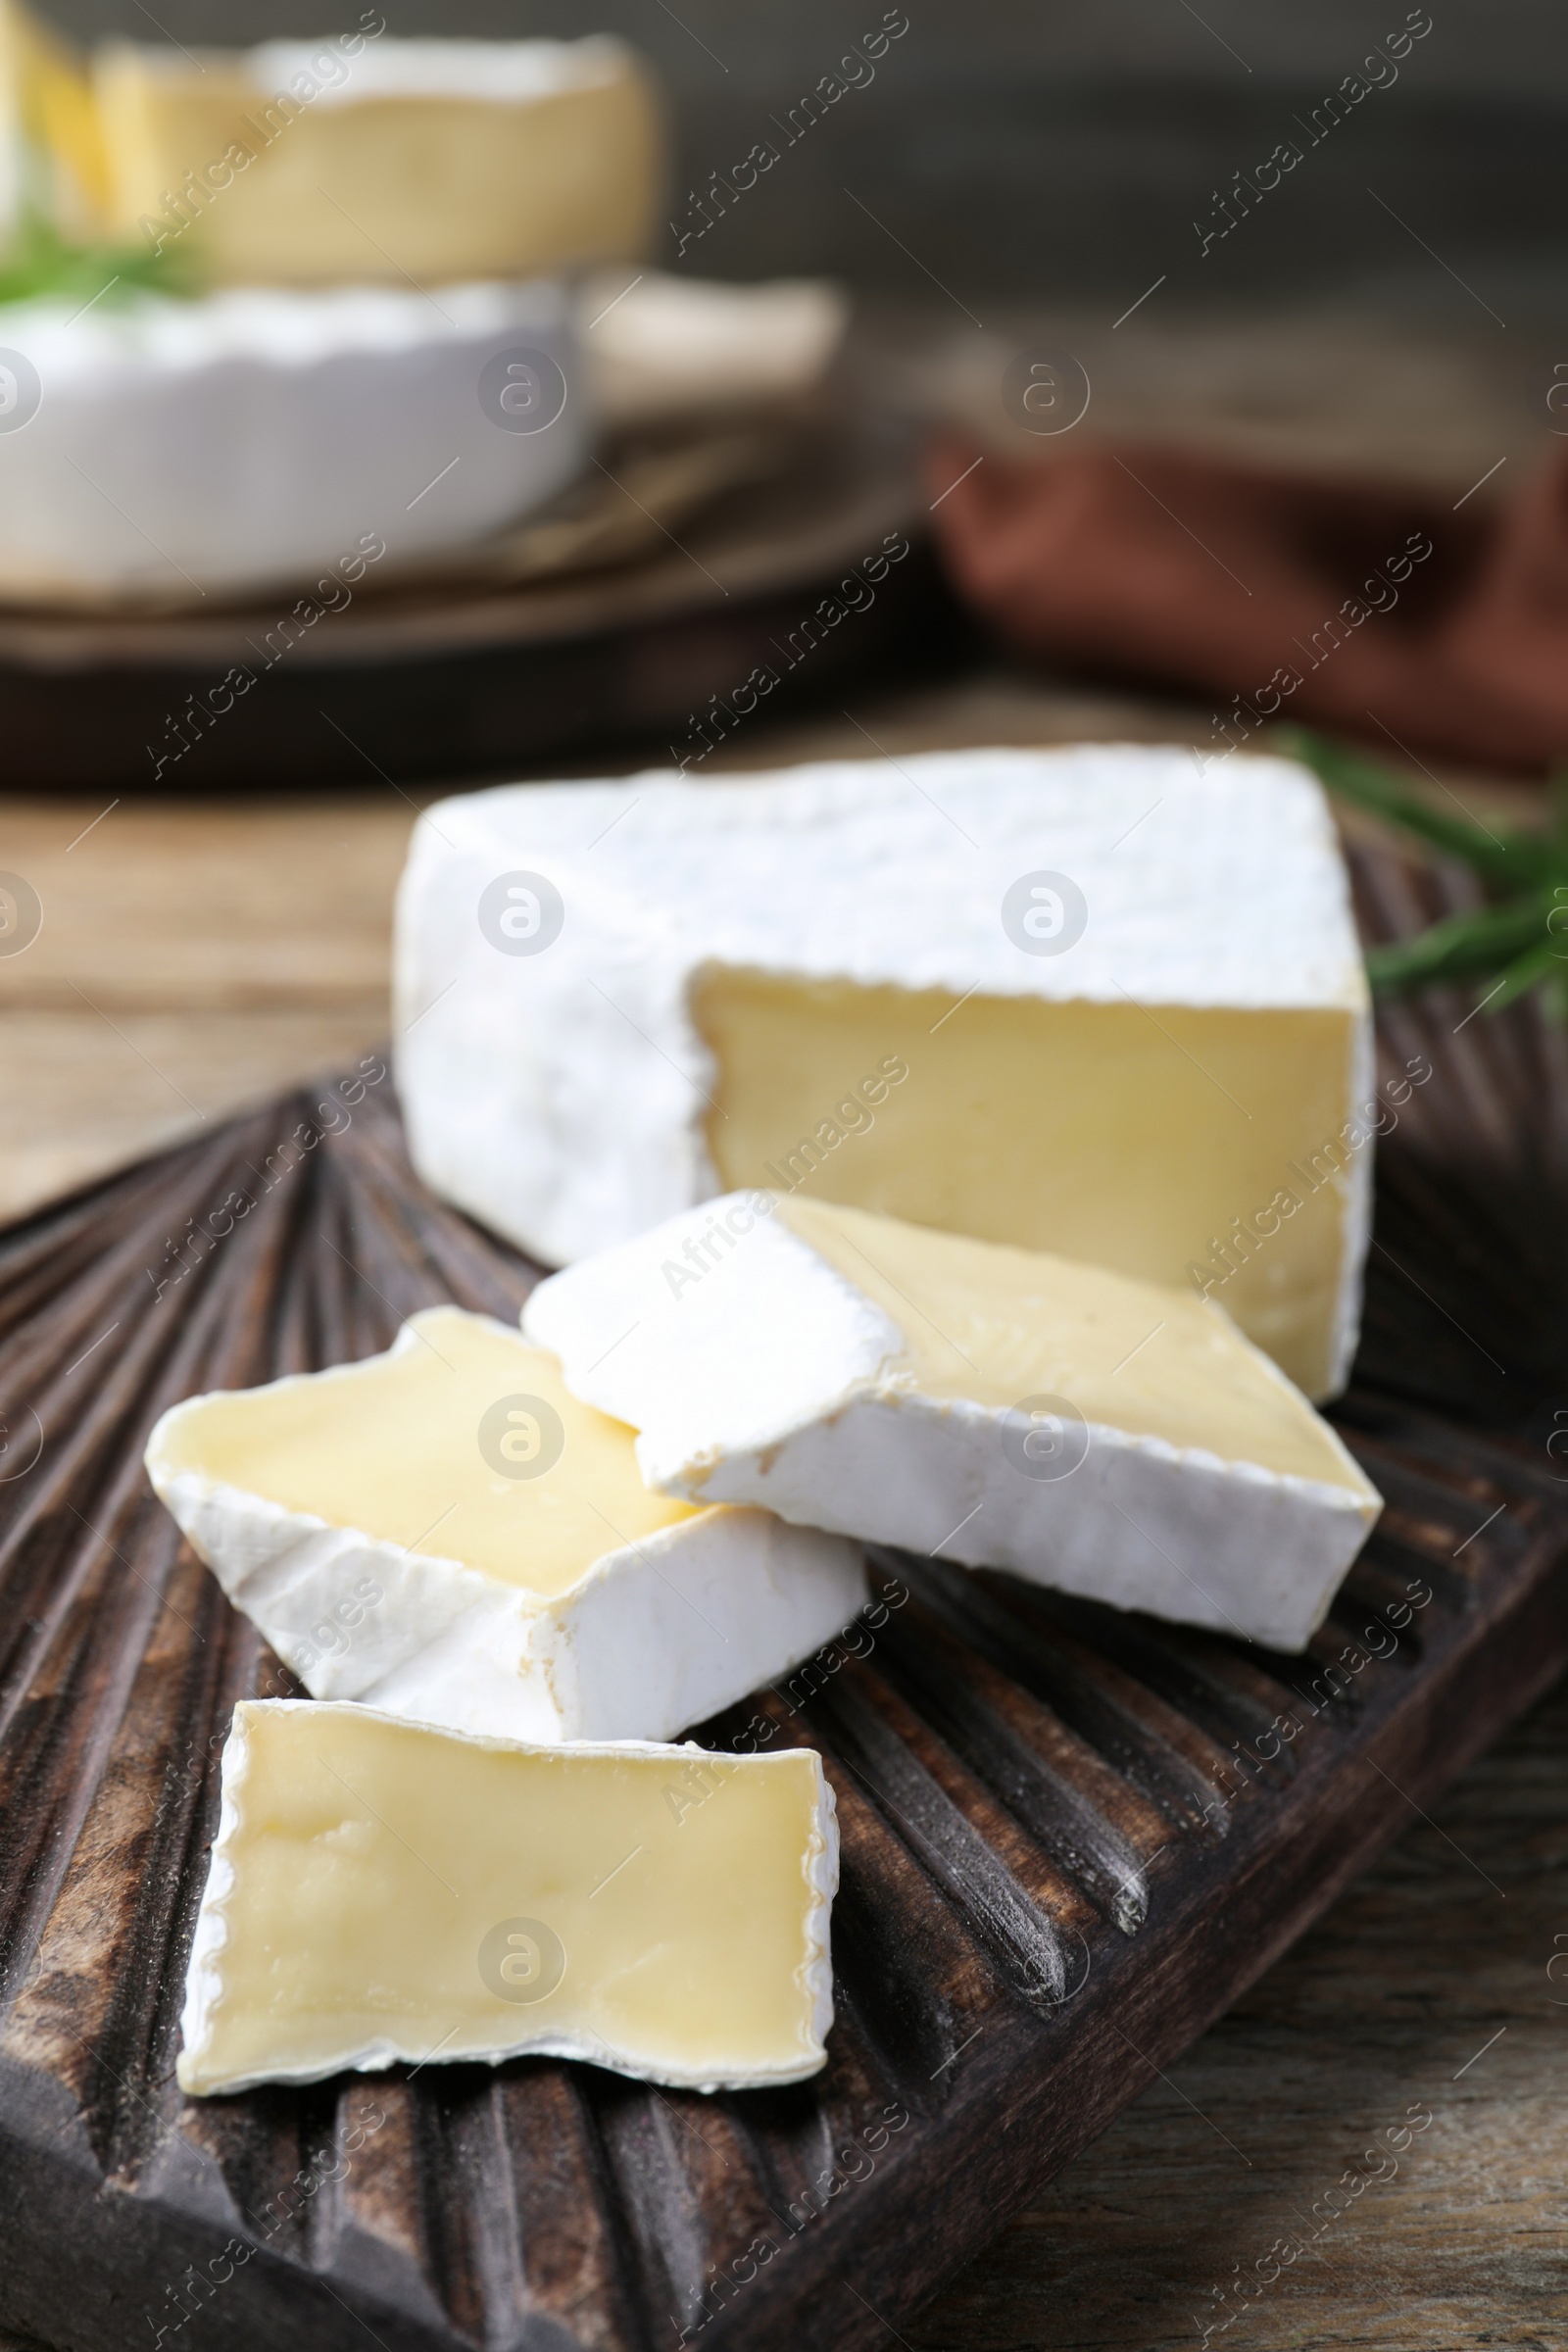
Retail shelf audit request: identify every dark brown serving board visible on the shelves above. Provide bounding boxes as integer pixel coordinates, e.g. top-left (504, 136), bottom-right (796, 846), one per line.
top-left (2, 850), bottom-right (1567, 2352)
top-left (0, 414), bottom-right (960, 793)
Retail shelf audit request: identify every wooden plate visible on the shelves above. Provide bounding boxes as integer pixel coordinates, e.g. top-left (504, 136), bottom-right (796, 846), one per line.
top-left (0, 851), bottom-right (1563, 2352)
top-left (0, 415), bottom-right (956, 792)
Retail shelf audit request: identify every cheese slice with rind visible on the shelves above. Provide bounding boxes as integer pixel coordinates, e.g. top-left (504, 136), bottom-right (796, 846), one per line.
top-left (145, 1306), bottom-right (865, 1744)
top-left (176, 1699), bottom-right (837, 2096)
top-left (524, 1196), bottom-right (1383, 1652)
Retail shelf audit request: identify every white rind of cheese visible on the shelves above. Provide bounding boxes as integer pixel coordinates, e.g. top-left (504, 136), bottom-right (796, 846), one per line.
top-left (524, 1198), bottom-right (1383, 1653)
top-left (178, 1699), bottom-right (837, 2097)
top-left (580, 270), bottom-right (850, 425)
top-left (145, 1310), bottom-right (866, 1744)
top-left (0, 276), bottom-right (583, 600)
top-left (245, 34), bottom-right (635, 105)
top-left (392, 745), bottom-right (1372, 1398)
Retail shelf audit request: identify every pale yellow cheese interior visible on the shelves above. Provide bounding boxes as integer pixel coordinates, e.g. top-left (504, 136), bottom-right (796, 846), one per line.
top-left (692, 970), bottom-right (1359, 1398)
top-left (92, 43), bottom-right (661, 284)
top-left (776, 1195), bottom-right (1374, 1499)
top-left (1, 0), bottom-right (111, 239)
top-left (158, 1307), bottom-right (697, 1595)
top-left (178, 1702), bottom-right (827, 2094)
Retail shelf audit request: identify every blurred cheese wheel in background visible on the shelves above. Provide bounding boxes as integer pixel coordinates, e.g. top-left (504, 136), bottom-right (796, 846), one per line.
top-left (91, 34), bottom-right (663, 289)
top-left (0, 276), bottom-right (585, 600)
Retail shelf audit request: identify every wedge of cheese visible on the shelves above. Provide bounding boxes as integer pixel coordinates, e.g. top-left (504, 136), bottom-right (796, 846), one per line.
top-left (0, 0), bottom-right (109, 246)
top-left (581, 270), bottom-right (850, 426)
top-left (395, 746), bottom-right (1373, 1400)
top-left (93, 33), bottom-right (662, 286)
top-left (145, 1307), bottom-right (864, 1744)
top-left (525, 1195), bottom-right (1383, 1651)
top-left (177, 1699), bottom-right (837, 2095)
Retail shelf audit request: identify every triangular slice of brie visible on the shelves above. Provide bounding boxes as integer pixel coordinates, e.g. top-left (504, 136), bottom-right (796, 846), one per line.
top-left (523, 1197), bottom-right (1383, 1651)
top-left (145, 1305), bottom-right (864, 1744)
top-left (177, 1700), bottom-right (836, 2096)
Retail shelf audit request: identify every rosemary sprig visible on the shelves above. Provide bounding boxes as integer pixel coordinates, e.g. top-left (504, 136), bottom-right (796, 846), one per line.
top-left (0, 208), bottom-right (197, 310)
top-left (1285, 729), bottom-right (1568, 1021)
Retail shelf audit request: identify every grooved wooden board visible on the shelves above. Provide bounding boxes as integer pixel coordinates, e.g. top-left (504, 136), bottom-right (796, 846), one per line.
top-left (1, 854), bottom-right (1565, 2352)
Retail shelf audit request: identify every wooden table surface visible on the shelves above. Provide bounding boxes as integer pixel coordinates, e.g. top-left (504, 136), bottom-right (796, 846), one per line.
top-left (2, 314), bottom-right (1564, 2351)
top-left (920, 1673), bottom-right (1568, 2352)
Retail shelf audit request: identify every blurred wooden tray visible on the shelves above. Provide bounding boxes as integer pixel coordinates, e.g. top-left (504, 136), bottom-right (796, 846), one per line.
top-left (0, 416), bottom-right (957, 792)
top-left (1, 851), bottom-right (1566, 2352)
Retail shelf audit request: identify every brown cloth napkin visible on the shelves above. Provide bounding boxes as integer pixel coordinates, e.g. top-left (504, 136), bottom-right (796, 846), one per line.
top-left (925, 433), bottom-right (1568, 774)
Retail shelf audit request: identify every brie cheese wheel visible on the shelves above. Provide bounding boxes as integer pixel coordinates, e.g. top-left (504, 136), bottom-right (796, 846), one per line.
top-left (177, 1699), bottom-right (837, 2096)
top-left (394, 746), bottom-right (1372, 1399)
top-left (0, 276), bottom-right (582, 601)
top-left (94, 34), bottom-right (662, 288)
top-left (145, 1307), bottom-right (865, 1744)
top-left (525, 1194), bottom-right (1384, 1652)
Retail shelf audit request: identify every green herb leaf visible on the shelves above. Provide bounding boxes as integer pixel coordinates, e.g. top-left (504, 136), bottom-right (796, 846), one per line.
top-left (1284, 727), bottom-right (1553, 891)
top-left (1363, 897), bottom-right (1548, 994)
top-left (1284, 727), bottom-right (1568, 1015)
top-left (0, 208), bottom-right (198, 311)
top-left (1485, 935), bottom-right (1568, 1013)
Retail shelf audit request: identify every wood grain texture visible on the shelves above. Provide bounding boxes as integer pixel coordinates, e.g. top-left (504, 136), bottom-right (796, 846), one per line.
top-left (0, 794), bottom-right (411, 1223)
top-left (913, 1672), bottom-right (1568, 2352)
top-left (0, 846), bottom-right (1566, 2352)
top-left (5, 1665), bottom-right (1564, 2352)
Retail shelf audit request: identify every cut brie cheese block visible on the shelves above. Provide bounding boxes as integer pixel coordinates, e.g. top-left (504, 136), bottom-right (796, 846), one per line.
top-left (0, 276), bottom-right (582, 602)
top-left (145, 1307), bottom-right (865, 1744)
top-left (94, 34), bottom-right (662, 288)
top-left (177, 1699), bottom-right (837, 2096)
top-left (525, 1194), bottom-right (1384, 1652)
top-left (395, 745), bottom-right (1372, 1399)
